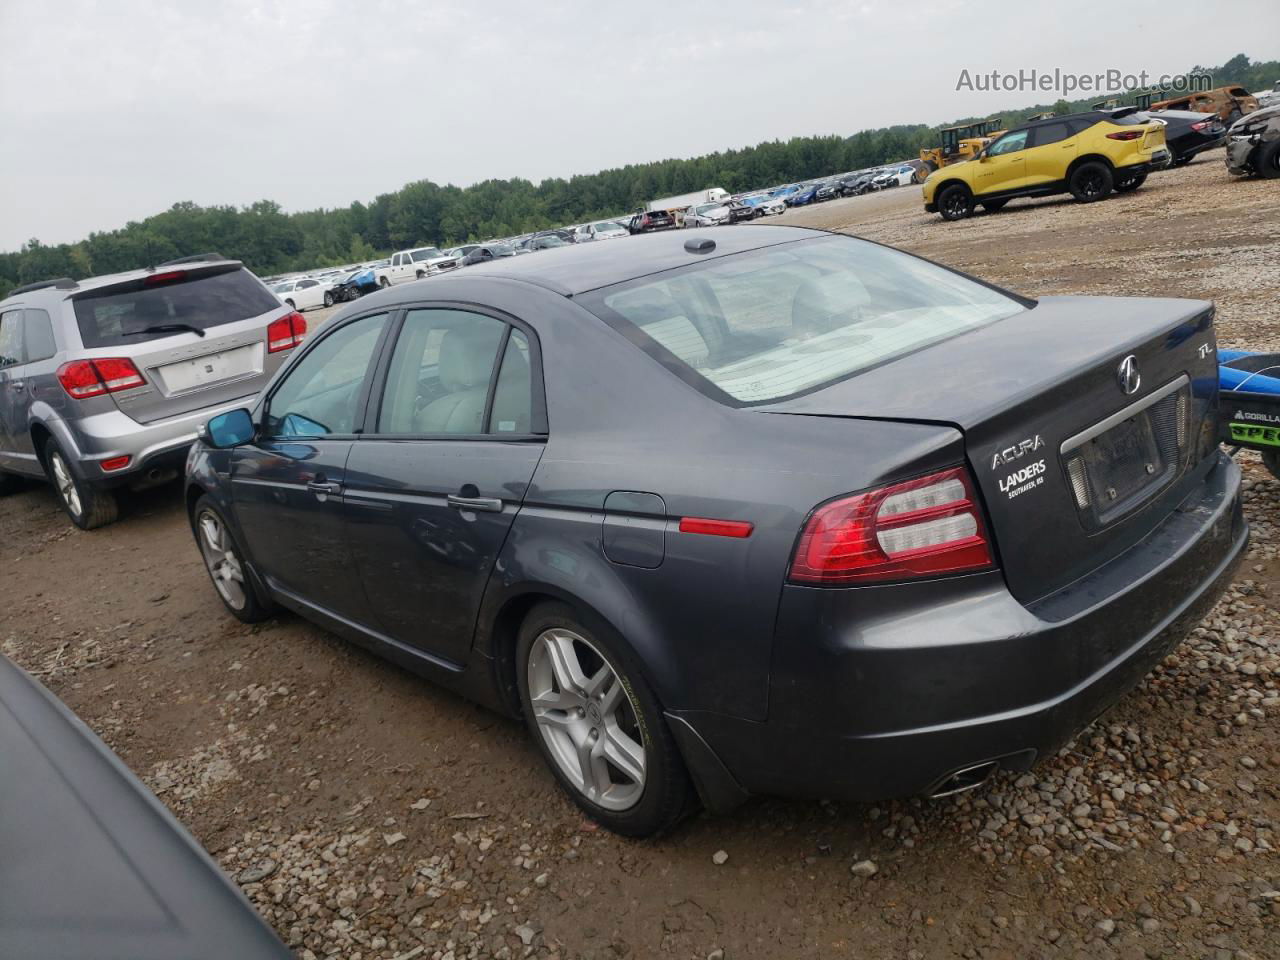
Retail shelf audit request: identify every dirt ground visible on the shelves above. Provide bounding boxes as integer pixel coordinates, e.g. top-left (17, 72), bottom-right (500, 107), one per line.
top-left (3, 153), bottom-right (1278, 960)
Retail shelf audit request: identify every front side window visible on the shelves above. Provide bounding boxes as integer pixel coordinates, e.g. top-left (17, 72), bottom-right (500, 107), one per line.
top-left (266, 313), bottom-right (388, 438)
top-left (584, 235), bottom-right (1025, 405)
top-left (377, 309), bottom-right (507, 435)
top-left (988, 130), bottom-right (1029, 155)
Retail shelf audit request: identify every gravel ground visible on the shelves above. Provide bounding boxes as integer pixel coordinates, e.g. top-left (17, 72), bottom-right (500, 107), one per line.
top-left (2, 152), bottom-right (1278, 960)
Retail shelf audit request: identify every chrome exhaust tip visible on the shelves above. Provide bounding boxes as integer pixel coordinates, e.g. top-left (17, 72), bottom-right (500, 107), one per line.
top-left (927, 760), bottom-right (999, 799)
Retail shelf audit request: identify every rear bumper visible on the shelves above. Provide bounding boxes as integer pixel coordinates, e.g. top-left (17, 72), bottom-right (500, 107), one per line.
top-left (44, 394), bottom-right (260, 487)
top-left (675, 452), bottom-right (1245, 804)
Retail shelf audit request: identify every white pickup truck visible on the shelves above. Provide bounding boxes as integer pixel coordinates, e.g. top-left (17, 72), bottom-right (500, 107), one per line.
top-left (375, 247), bottom-right (460, 287)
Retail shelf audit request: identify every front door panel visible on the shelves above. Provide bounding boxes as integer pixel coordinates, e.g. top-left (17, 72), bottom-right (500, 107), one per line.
top-left (230, 439), bottom-right (371, 622)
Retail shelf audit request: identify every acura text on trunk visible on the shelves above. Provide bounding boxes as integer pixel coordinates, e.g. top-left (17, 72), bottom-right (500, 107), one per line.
top-left (185, 227), bottom-right (1246, 836)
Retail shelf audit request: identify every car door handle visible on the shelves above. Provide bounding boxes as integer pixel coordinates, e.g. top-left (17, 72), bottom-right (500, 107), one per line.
top-left (306, 480), bottom-right (342, 497)
top-left (9, 380), bottom-right (24, 391)
top-left (447, 494), bottom-right (503, 513)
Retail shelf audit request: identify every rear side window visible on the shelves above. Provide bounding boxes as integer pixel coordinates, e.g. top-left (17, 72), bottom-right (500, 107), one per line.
top-left (0, 310), bottom-right (22, 368)
top-left (1031, 122), bottom-right (1071, 147)
top-left (584, 235), bottom-right (1025, 405)
top-left (23, 309), bottom-right (56, 362)
top-left (377, 309), bottom-right (507, 435)
top-left (72, 267), bottom-right (280, 348)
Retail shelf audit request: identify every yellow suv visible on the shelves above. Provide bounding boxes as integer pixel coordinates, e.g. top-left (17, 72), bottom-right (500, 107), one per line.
top-left (922, 110), bottom-right (1170, 221)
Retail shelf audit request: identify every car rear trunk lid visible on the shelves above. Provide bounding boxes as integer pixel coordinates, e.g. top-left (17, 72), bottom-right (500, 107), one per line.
top-left (69, 264), bottom-right (288, 424)
top-left (759, 295), bottom-right (1219, 604)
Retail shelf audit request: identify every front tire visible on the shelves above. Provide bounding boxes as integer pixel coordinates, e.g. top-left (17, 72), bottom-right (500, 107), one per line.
top-left (285, 298), bottom-right (296, 310)
top-left (516, 601), bottom-right (694, 837)
top-left (1255, 140), bottom-right (1280, 179)
top-left (1069, 161), bottom-right (1113, 202)
top-left (44, 438), bottom-right (118, 530)
top-left (193, 495), bottom-right (272, 623)
top-left (323, 291), bottom-right (334, 307)
top-left (937, 184), bottom-right (974, 221)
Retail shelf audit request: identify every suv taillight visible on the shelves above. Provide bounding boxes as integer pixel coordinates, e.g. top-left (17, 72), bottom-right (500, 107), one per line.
top-left (267, 311), bottom-right (307, 353)
top-left (1106, 130), bottom-right (1143, 140)
top-left (56, 358), bottom-right (146, 399)
top-left (788, 467), bottom-right (994, 585)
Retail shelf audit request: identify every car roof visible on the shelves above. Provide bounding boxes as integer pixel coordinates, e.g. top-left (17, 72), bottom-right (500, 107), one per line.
top-left (361, 225), bottom-right (829, 298)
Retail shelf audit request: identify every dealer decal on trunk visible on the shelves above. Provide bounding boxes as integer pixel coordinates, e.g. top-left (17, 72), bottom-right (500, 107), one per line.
top-left (999, 459), bottom-right (1047, 500)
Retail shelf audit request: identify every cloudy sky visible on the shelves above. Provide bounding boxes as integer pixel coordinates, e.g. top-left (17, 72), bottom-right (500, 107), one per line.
top-left (1, 0), bottom-right (1276, 251)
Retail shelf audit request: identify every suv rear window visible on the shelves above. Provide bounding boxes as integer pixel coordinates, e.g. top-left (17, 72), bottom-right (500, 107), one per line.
top-left (73, 266), bottom-right (280, 348)
top-left (583, 235), bottom-right (1026, 405)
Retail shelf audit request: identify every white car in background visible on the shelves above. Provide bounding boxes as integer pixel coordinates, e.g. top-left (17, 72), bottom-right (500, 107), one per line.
top-left (271, 277), bottom-right (332, 311)
top-left (574, 220), bottom-right (630, 242)
top-left (683, 202), bottom-right (731, 227)
top-left (873, 164), bottom-right (918, 189)
top-left (375, 247), bottom-right (460, 287)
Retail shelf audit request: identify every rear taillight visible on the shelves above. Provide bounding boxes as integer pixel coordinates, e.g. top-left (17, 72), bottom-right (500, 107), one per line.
top-left (56, 358), bottom-right (146, 399)
top-left (788, 467), bottom-right (994, 585)
top-left (1190, 119), bottom-right (1212, 131)
top-left (1106, 130), bottom-right (1143, 140)
top-left (267, 311), bottom-right (307, 353)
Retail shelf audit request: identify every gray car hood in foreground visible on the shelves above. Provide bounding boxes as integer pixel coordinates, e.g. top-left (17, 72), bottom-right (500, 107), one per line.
top-left (0, 654), bottom-right (291, 960)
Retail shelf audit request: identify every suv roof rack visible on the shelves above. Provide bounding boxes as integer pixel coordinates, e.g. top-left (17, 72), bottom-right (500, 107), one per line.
top-left (7, 277), bottom-right (79, 297)
top-left (156, 252), bottom-right (227, 267)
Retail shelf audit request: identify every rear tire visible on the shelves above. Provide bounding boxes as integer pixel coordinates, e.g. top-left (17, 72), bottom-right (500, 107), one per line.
top-left (285, 298), bottom-right (296, 310)
top-left (1114, 172), bottom-right (1147, 192)
top-left (1069, 161), bottom-right (1113, 202)
top-left (981, 198), bottom-right (1009, 212)
top-left (937, 184), bottom-right (974, 221)
top-left (44, 438), bottom-right (118, 530)
top-left (515, 601), bottom-right (695, 837)
top-left (1255, 140), bottom-right (1280, 179)
top-left (379, 277), bottom-right (390, 289)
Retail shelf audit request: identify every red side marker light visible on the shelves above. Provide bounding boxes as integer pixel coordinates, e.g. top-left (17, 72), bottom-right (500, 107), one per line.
top-left (100, 455), bottom-right (131, 471)
top-left (679, 517), bottom-right (754, 538)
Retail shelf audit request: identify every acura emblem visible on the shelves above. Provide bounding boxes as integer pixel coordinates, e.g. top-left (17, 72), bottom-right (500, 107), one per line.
top-left (1117, 355), bottom-right (1141, 395)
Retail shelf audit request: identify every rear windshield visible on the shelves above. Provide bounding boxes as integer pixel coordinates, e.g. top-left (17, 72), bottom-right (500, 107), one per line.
top-left (583, 235), bottom-right (1026, 405)
top-left (73, 267), bottom-right (280, 348)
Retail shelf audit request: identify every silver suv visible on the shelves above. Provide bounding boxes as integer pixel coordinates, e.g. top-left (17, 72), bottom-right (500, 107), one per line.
top-left (0, 255), bottom-right (301, 528)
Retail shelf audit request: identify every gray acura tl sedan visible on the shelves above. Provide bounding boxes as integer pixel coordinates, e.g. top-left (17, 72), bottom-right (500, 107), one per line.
top-left (185, 226), bottom-right (1246, 836)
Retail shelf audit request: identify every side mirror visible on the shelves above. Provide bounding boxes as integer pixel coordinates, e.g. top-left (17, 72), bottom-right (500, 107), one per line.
top-left (202, 408), bottom-right (255, 449)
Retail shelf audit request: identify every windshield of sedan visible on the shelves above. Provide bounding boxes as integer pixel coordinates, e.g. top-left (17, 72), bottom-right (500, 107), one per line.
top-left (585, 235), bottom-right (1026, 405)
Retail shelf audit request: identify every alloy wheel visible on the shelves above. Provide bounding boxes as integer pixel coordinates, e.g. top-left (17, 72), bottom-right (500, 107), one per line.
top-left (198, 509), bottom-right (247, 610)
top-left (50, 452), bottom-right (81, 518)
top-left (942, 190), bottom-right (969, 219)
top-left (526, 627), bottom-right (646, 811)
top-left (1078, 171), bottom-right (1106, 199)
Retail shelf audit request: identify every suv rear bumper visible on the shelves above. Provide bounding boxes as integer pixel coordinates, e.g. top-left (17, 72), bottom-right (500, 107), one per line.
top-left (672, 452), bottom-right (1245, 805)
top-left (44, 394), bottom-right (261, 488)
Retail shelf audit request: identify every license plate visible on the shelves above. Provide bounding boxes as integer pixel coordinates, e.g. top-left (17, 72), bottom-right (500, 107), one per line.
top-left (1084, 415), bottom-right (1162, 503)
top-left (156, 343), bottom-right (263, 394)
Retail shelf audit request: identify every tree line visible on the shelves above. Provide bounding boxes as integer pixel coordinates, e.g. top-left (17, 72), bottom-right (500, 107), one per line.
top-left (2, 52), bottom-right (1275, 299)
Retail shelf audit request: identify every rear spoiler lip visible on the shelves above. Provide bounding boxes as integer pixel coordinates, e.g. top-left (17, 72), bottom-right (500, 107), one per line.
top-left (68, 261), bottom-right (246, 302)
